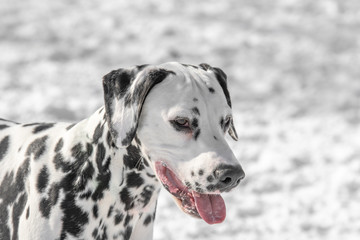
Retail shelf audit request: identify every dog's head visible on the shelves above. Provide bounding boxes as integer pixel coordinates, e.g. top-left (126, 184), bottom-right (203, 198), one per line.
top-left (103, 62), bottom-right (245, 224)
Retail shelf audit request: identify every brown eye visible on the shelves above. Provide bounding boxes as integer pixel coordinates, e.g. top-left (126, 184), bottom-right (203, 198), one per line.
top-left (174, 118), bottom-right (189, 127)
top-left (170, 117), bottom-right (191, 132)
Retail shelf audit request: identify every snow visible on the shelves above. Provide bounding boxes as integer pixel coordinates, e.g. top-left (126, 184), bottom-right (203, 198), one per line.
top-left (1, 0), bottom-right (359, 239)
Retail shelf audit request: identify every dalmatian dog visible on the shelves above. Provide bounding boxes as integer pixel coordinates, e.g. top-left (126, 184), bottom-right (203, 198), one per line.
top-left (0, 62), bottom-right (245, 240)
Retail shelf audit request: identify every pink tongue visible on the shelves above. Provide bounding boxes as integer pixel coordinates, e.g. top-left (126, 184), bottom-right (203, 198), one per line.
top-left (193, 192), bottom-right (226, 224)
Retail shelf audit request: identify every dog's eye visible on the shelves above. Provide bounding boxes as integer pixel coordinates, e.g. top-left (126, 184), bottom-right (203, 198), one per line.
top-left (170, 118), bottom-right (191, 131)
top-left (174, 118), bottom-right (189, 127)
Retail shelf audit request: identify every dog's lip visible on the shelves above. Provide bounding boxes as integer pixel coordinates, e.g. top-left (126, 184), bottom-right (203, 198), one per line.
top-left (154, 161), bottom-right (226, 224)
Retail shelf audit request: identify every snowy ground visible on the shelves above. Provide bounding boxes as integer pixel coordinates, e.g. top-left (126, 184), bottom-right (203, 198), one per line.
top-left (1, 0), bottom-right (360, 239)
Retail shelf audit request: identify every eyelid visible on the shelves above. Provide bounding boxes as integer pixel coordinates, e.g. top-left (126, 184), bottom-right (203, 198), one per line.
top-left (170, 118), bottom-right (192, 132)
top-left (174, 117), bottom-right (190, 125)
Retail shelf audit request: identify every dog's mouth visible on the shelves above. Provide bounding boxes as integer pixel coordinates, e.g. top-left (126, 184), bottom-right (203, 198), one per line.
top-left (155, 162), bottom-right (226, 224)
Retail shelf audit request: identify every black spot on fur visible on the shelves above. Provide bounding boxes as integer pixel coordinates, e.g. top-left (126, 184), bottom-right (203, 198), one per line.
top-left (53, 152), bottom-right (71, 172)
top-left (33, 123), bottom-right (55, 134)
top-left (123, 226), bottom-right (133, 240)
top-left (181, 63), bottom-right (199, 69)
top-left (39, 183), bottom-right (59, 218)
top-left (134, 135), bottom-right (142, 147)
top-left (199, 170), bottom-right (204, 176)
top-left (147, 172), bottom-right (156, 178)
top-left (124, 145), bottom-right (143, 170)
top-left (82, 161), bottom-right (95, 183)
top-left (0, 135), bottom-right (10, 161)
top-left (17, 158), bottom-right (30, 191)
top-left (121, 127), bottom-right (137, 147)
top-left (93, 123), bottom-right (104, 144)
top-left (220, 117), bottom-right (225, 132)
top-left (107, 205), bottom-right (114, 217)
top-left (66, 123), bottom-right (76, 130)
top-left (37, 166), bottom-right (49, 193)
top-left (208, 87), bottom-right (215, 93)
top-left (143, 214), bottom-right (152, 226)
top-left (86, 143), bottom-right (93, 156)
top-left (0, 124), bottom-right (9, 130)
top-left (39, 197), bottom-right (51, 218)
top-left (193, 97), bottom-right (198, 102)
top-left (26, 206), bottom-right (30, 219)
top-left (114, 213), bottom-right (124, 225)
top-left (91, 169), bottom-right (111, 201)
top-left (26, 136), bottom-right (48, 160)
top-left (140, 185), bottom-right (155, 207)
top-left (120, 188), bottom-right (135, 211)
top-left (48, 183), bottom-right (60, 206)
top-left (194, 129), bottom-right (201, 140)
top-left (207, 184), bottom-right (215, 191)
top-left (0, 160), bottom-right (30, 205)
top-left (106, 131), bottom-right (113, 148)
top-left (0, 156), bottom-right (30, 240)
top-left (12, 192), bottom-right (27, 240)
top-left (207, 175), bottom-right (214, 182)
top-left (100, 226), bottom-right (108, 240)
top-left (96, 143), bottom-right (106, 172)
top-left (126, 172), bottom-right (144, 188)
top-left (93, 204), bottom-right (99, 219)
top-left (191, 118), bottom-right (199, 129)
top-left (192, 107), bottom-right (200, 116)
top-left (0, 200), bottom-right (10, 239)
top-left (196, 187), bottom-right (203, 193)
top-left (55, 138), bottom-right (64, 152)
top-left (90, 143), bottom-right (111, 201)
top-left (214, 136), bottom-right (218, 140)
top-left (92, 228), bottom-right (98, 239)
top-left (23, 122), bottom-right (40, 127)
top-left (79, 190), bottom-right (92, 200)
top-left (60, 193), bottom-right (89, 238)
top-left (124, 214), bottom-right (133, 227)
top-left (199, 63), bottom-right (212, 71)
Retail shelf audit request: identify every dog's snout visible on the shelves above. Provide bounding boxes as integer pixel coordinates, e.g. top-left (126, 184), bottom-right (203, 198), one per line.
top-left (214, 165), bottom-right (245, 192)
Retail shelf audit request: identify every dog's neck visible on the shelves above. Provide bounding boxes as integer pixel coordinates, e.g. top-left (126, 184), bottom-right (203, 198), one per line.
top-left (66, 107), bottom-right (161, 231)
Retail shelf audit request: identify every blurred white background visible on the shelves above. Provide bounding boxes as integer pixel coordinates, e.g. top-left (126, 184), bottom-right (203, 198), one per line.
top-left (0, 0), bottom-right (359, 239)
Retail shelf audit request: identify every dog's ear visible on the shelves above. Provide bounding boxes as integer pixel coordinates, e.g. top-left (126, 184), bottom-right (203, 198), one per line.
top-left (228, 118), bottom-right (238, 141)
top-left (199, 63), bottom-right (238, 141)
top-left (103, 65), bottom-right (174, 147)
top-left (212, 67), bottom-right (238, 141)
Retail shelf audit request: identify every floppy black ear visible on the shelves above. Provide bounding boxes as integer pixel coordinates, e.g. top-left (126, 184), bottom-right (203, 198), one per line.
top-left (103, 65), bottom-right (175, 147)
top-left (199, 63), bottom-right (238, 141)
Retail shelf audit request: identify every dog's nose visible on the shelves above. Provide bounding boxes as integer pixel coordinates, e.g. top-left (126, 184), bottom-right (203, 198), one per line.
top-left (214, 165), bottom-right (245, 192)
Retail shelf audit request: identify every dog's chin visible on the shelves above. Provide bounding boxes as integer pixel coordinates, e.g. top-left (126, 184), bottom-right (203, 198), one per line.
top-left (154, 161), bottom-right (226, 224)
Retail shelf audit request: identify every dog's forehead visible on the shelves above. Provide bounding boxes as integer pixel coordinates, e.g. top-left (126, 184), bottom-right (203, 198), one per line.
top-left (157, 62), bottom-right (226, 100)
top-left (143, 62), bottom-right (231, 117)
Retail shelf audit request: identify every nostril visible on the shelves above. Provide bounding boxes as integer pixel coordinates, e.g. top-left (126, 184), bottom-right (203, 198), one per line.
top-left (214, 164), bottom-right (245, 191)
top-left (221, 177), bottom-right (232, 185)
